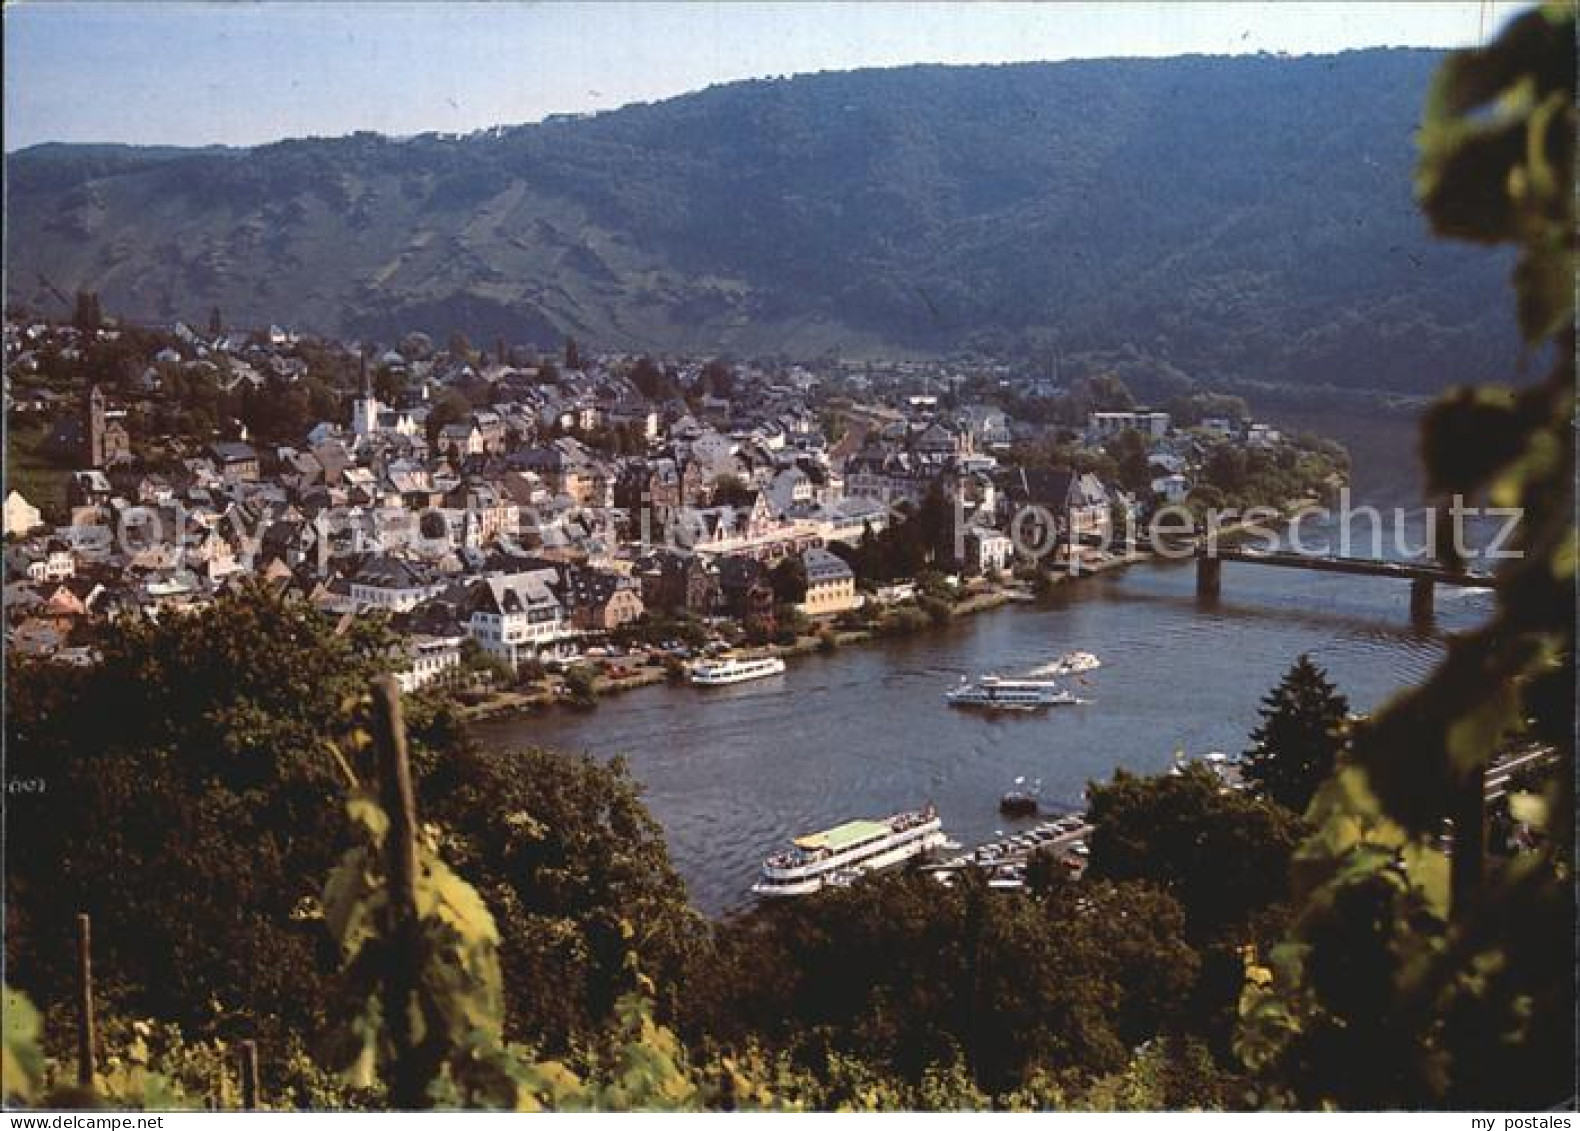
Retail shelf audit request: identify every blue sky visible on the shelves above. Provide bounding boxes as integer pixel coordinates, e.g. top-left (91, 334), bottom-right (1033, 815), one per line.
top-left (5, 1), bottom-right (1525, 149)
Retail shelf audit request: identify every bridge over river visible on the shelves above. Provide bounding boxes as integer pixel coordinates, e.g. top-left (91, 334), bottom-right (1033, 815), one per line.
top-left (1195, 547), bottom-right (1497, 619)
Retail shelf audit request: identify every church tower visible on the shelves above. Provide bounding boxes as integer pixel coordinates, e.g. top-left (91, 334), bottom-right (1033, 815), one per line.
top-left (351, 353), bottom-right (381, 436)
top-left (86, 384), bottom-right (107, 467)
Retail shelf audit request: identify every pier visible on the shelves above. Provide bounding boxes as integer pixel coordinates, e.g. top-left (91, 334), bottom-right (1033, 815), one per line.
top-left (925, 816), bottom-right (1094, 890)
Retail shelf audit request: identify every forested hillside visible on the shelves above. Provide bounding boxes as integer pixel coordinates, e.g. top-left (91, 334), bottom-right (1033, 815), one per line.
top-left (6, 50), bottom-right (1516, 392)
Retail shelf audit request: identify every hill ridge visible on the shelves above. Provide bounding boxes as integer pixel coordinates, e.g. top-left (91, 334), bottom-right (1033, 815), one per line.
top-left (5, 49), bottom-right (1515, 393)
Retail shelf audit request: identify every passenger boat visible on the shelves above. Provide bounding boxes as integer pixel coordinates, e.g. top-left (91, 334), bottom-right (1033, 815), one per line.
top-left (688, 655), bottom-right (787, 686)
top-left (751, 806), bottom-right (948, 896)
top-left (946, 675), bottom-right (1080, 710)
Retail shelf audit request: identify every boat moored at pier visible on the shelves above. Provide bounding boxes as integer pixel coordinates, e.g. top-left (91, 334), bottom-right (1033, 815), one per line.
top-left (752, 806), bottom-right (948, 896)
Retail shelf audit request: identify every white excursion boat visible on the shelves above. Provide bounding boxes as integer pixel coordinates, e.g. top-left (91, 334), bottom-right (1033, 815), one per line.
top-left (945, 675), bottom-right (1080, 710)
top-left (752, 806), bottom-right (949, 896)
top-left (688, 655), bottom-right (787, 686)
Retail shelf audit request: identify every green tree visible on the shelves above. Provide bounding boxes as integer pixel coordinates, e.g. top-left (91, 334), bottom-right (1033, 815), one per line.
top-left (4, 589), bottom-right (396, 1048)
top-left (1104, 428), bottom-right (1151, 494)
top-left (304, 375), bottom-right (338, 422)
top-left (373, 366), bottom-right (406, 406)
top-left (627, 357), bottom-right (673, 400)
top-left (769, 556), bottom-right (807, 604)
top-left (1201, 442), bottom-right (1248, 496)
top-left (241, 379), bottom-right (312, 442)
top-left (1072, 372), bottom-right (1135, 415)
top-left (1086, 764), bottom-right (1307, 1062)
top-left (710, 472), bottom-right (753, 508)
top-left (1241, 656), bottom-right (1351, 813)
top-left (320, 684), bottom-right (713, 1110)
top-left (425, 388), bottom-right (471, 450)
top-left (692, 871), bottom-right (1198, 1098)
top-left (562, 663), bottom-right (599, 708)
top-left (700, 359), bottom-right (734, 399)
top-left (459, 637), bottom-right (513, 687)
top-left (416, 739), bottom-right (704, 1055)
top-left (4, 592), bottom-right (700, 1084)
top-left (1086, 765), bottom-right (1305, 942)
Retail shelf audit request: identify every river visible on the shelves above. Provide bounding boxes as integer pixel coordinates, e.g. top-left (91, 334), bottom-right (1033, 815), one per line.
top-left (473, 409), bottom-right (1504, 914)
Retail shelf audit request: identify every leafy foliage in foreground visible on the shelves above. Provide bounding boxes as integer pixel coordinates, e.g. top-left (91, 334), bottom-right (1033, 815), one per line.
top-left (1, 587), bottom-right (1289, 1109)
top-left (415, 741), bottom-right (706, 1053)
top-left (1237, 4), bottom-right (1575, 1108)
top-left (689, 870), bottom-right (1207, 1099)
top-left (3, 589), bottom-right (698, 1071)
top-left (4, 591), bottom-right (394, 1046)
top-left (1086, 765), bottom-right (1305, 942)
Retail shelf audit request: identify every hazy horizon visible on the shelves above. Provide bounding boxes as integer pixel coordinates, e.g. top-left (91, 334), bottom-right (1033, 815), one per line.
top-left (6, 1), bottom-right (1523, 152)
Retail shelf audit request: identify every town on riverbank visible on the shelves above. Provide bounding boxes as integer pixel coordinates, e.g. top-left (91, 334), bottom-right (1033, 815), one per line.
top-left (4, 311), bottom-right (1348, 714)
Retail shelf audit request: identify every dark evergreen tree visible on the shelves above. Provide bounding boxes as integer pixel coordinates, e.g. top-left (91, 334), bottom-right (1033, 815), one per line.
top-left (564, 335), bottom-right (581, 370)
top-left (1241, 654), bottom-right (1350, 813)
top-left (208, 305), bottom-right (223, 337)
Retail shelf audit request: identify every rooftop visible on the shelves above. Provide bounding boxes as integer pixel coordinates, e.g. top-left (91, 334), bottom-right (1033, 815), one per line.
top-left (794, 818), bottom-right (888, 854)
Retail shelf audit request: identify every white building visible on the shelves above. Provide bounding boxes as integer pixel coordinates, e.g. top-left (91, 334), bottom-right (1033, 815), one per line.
top-left (809, 497), bottom-right (891, 546)
top-left (1087, 411), bottom-right (1171, 442)
top-left (4, 490), bottom-right (43, 537)
top-left (393, 635), bottom-right (464, 693)
top-left (964, 528), bottom-right (1014, 576)
top-left (467, 570), bottom-right (568, 666)
top-left (7, 543), bottom-right (75, 582)
top-left (351, 386), bottom-right (420, 439)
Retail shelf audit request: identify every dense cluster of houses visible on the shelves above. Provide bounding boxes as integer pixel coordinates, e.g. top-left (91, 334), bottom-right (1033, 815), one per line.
top-left (4, 317), bottom-right (1281, 687)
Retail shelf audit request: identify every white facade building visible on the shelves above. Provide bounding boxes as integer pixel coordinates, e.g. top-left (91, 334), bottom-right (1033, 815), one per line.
top-left (467, 570), bottom-right (568, 666)
top-left (1087, 411), bottom-right (1171, 442)
top-left (393, 636), bottom-right (464, 693)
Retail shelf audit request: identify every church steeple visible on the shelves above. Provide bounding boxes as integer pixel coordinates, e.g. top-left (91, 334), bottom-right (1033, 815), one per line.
top-left (85, 384), bottom-right (107, 468)
top-left (352, 351), bottom-right (380, 437)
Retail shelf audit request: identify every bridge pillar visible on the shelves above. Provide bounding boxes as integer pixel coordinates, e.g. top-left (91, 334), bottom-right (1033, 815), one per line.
top-left (1196, 555), bottom-right (1222, 598)
top-left (1410, 577), bottom-right (1434, 623)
